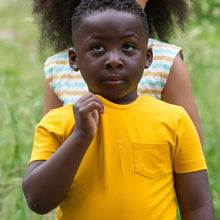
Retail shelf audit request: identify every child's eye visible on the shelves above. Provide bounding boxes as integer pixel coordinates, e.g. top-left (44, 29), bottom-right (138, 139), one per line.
top-left (92, 44), bottom-right (104, 52)
top-left (122, 43), bottom-right (135, 51)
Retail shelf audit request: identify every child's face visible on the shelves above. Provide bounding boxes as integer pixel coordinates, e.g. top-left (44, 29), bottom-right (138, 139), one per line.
top-left (69, 10), bottom-right (152, 104)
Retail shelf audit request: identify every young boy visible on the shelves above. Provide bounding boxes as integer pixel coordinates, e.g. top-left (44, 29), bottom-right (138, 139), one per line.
top-left (23, 0), bottom-right (215, 219)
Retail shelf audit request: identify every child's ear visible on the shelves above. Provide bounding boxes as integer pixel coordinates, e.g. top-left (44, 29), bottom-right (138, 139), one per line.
top-left (69, 48), bottom-right (79, 71)
top-left (145, 47), bottom-right (153, 69)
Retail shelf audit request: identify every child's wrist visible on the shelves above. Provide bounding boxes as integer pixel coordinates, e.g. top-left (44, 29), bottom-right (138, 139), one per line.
top-left (71, 129), bottom-right (94, 143)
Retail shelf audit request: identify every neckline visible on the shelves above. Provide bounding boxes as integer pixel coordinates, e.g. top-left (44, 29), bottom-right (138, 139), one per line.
top-left (96, 95), bottom-right (144, 109)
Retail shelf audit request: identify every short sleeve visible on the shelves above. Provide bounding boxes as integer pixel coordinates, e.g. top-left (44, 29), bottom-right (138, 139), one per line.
top-left (138, 38), bottom-right (184, 100)
top-left (174, 108), bottom-right (207, 173)
top-left (29, 110), bottom-right (64, 164)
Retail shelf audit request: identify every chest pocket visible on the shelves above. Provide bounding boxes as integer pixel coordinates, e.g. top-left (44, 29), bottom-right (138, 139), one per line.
top-left (133, 143), bottom-right (173, 180)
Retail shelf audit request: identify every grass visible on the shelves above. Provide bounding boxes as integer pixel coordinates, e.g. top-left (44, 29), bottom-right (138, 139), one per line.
top-left (0, 0), bottom-right (50, 219)
top-left (0, 0), bottom-right (220, 219)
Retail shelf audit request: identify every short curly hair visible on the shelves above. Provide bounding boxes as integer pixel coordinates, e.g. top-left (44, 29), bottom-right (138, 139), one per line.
top-left (33, 0), bottom-right (192, 52)
top-left (71, 0), bottom-right (149, 43)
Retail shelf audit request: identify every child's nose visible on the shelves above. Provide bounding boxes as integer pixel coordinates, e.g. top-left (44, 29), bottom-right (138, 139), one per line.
top-left (104, 50), bottom-right (123, 69)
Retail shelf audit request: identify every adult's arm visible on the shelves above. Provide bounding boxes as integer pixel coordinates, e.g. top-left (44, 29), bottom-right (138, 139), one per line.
top-left (42, 79), bottom-right (63, 117)
top-left (162, 55), bottom-right (203, 147)
top-left (175, 170), bottom-right (215, 219)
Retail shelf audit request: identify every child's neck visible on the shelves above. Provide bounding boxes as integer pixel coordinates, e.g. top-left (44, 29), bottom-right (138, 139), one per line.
top-left (96, 94), bottom-right (139, 105)
top-left (89, 88), bottom-right (139, 104)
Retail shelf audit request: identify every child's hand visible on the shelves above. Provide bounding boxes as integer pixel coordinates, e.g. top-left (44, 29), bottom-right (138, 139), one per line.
top-left (73, 92), bottom-right (104, 138)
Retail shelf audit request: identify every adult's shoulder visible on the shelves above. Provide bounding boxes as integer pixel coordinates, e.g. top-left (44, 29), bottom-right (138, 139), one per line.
top-left (148, 38), bottom-right (183, 60)
top-left (43, 49), bottom-right (74, 85)
top-left (45, 49), bottom-right (70, 64)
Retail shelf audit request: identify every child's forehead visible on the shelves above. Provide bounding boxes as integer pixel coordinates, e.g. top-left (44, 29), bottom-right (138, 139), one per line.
top-left (72, 9), bottom-right (148, 45)
top-left (86, 8), bottom-right (139, 20)
top-left (80, 9), bottom-right (144, 33)
top-left (84, 8), bottom-right (137, 18)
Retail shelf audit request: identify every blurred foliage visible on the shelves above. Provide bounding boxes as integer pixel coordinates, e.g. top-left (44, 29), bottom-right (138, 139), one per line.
top-left (0, 0), bottom-right (219, 219)
top-left (193, 0), bottom-right (220, 20)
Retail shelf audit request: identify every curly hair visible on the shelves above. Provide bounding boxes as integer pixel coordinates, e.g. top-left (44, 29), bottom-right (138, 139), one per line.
top-left (33, 0), bottom-right (192, 52)
top-left (71, 0), bottom-right (149, 42)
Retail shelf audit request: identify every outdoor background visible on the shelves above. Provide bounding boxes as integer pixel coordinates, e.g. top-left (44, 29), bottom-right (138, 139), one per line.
top-left (0, 0), bottom-right (219, 219)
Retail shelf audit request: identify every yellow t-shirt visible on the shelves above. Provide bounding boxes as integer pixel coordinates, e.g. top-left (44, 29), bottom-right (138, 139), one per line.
top-left (30, 95), bottom-right (206, 220)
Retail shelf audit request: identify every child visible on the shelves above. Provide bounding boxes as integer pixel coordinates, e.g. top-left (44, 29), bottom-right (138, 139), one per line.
top-left (23, 0), bottom-right (214, 219)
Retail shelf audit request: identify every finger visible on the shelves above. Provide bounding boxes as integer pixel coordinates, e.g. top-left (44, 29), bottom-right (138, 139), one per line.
top-left (78, 100), bottom-right (104, 116)
top-left (74, 93), bottom-right (104, 114)
top-left (83, 96), bottom-right (104, 114)
top-left (75, 92), bottom-right (96, 104)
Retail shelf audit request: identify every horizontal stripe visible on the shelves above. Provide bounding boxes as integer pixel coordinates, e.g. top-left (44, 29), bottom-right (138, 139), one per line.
top-left (139, 84), bottom-right (163, 92)
top-left (45, 60), bottom-right (69, 67)
top-left (52, 82), bottom-right (87, 89)
top-left (47, 74), bottom-right (83, 80)
top-left (56, 90), bottom-right (88, 96)
top-left (151, 49), bottom-right (180, 56)
top-left (143, 71), bottom-right (168, 79)
top-left (141, 78), bottom-right (167, 87)
top-left (45, 50), bottom-right (69, 62)
top-left (45, 66), bottom-right (73, 75)
top-left (139, 80), bottom-right (165, 88)
top-left (149, 43), bottom-right (181, 50)
top-left (152, 56), bottom-right (174, 62)
top-left (151, 59), bottom-right (172, 64)
top-left (149, 63), bottom-right (170, 70)
top-left (148, 38), bottom-right (182, 48)
top-left (137, 88), bottom-right (161, 95)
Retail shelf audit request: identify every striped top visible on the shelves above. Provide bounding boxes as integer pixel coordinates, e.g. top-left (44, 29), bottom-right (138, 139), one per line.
top-left (44, 38), bottom-right (183, 105)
